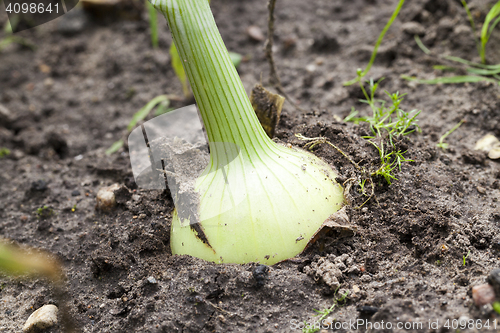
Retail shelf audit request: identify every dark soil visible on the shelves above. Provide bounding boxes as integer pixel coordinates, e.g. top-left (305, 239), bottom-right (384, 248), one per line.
top-left (1, 0), bottom-right (500, 332)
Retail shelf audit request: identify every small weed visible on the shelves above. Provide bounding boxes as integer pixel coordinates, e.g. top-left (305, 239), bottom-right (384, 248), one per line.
top-left (437, 119), bottom-right (465, 150)
top-left (493, 301), bottom-right (500, 315)
top-left (36, 205), bottom-right (54, 219)
top-left (302, 289), bottom-right (348, 333)
top-left (463, 250), bottom-right (470, 266)
top-left (0, 148), bottom-right (10, 158)
top-left (345, 78), bottom-right (420, 185)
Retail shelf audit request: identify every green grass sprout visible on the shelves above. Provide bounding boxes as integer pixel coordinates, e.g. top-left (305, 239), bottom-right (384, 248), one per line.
top-left (147, 0), bottom-right (159, 49)
top-left (170, 43), bottom-right (191, 97)
top-left (106, 95), bottom-right (173, 155)
top-left (461, 0), bottom-right (481, 56)
top-left (493, 301), bottom-right (500, 314)
top-left (302, 289), bottom-right (349, 333)
top-left (344, 0), bottom-right (405, 86)
top-left (437, 119), bottom-right (465, 150)
top-left (407, 2), bottom-right (500, 85)
top-left (480, 1), bottom-right (500, 64)
top-left (0, 147), bottom-right (10, 158)
top-left (463, 250), bottom-right (470, 266)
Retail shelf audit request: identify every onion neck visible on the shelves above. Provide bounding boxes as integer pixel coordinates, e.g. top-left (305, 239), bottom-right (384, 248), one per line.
top-left (152, 0), bottom-right (274, 158)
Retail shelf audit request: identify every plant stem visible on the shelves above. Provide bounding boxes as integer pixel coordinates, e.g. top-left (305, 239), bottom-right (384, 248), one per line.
top-left (344, 0), bottom-right (405, 86)
top-left (151, 0), bottom-right (271, 157)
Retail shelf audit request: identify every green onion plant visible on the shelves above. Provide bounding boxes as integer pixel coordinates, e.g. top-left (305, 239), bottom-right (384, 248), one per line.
top-left (150, 0), bottom-right (344, 264)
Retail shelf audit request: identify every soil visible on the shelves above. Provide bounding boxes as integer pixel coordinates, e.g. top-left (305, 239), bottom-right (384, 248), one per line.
top-left (1, 0), bottom-right (500, 332)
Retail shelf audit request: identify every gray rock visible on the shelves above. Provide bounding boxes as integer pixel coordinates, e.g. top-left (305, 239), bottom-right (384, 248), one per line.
top-left (58, 9), bottom-right (89, 36)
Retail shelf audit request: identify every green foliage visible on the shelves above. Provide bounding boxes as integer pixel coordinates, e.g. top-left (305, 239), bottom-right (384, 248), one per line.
top-left (302, 289), bottom-right (349, 333)
top-left (402, 73), bottom-right (499, 85)
top-left (480, 1), bottom-right (500, 64)
top-left (437, 119), bottom-right (465, 150)
top-left (463, 250), bottom-right (470, 266)
top-left (106, 95), bottom-right (171, 155)
top-left (170, 44), bottom-right (191, 97)
top-left (493, 301), bottom-right (500, 314)
top-left (345, 78), bottom-right (419, 184)
top-left (407, 2), bottom-right (500, 85)
top-left (0, 148), bottom-right (10, 158)
top-left (344, 0), bottom-right (405, 86)
top-left (228, 51), bottom-right (243, 68)
top-left (147, 0), bottom-right (159, 49)
top-left (0, 241), bottom-right (62, 281)
top-left (36, 205), bottom-right (54, 219)
top-left (0, 17), bottom-right (36, 52)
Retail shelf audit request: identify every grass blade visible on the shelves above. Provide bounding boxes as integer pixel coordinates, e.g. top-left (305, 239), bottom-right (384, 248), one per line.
top-left (170, 43), bottom-right (190, 97)
top-left (127, 95), bottom-right (170, 131)
top-left (105, 139), bottom-right (124, 155)
top-left (461, 0), bottom-right (481, 56)
top-left (402, 74), bottom-right (499, 85)
top-left (344, 0), bottom-right (405, 86)
top-left (147, 0), bottom-right (159, 49)
top-left (480, 1), bottom-right (500, 63)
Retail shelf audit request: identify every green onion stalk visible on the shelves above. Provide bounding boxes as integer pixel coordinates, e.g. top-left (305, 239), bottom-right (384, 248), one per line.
top-left (151, 0), bottom-right (343, 264)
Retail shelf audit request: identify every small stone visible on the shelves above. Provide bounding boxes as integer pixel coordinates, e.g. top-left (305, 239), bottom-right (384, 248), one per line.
top-left (253, 264), bottom-right (269, 287)
top-left (23, 304), bottom-right (58, 333)
top-left (487, 269), bottom-right (500, 296)
top-left (246, 25), bottom-right (265, 42)
top-left (95, 184), bottom-right (121, 211)
top-left (57, 9), bottom-right (88, 36)
top-left (472, 284), bottom-right (495, 307)
top-left (138, 213), bottom-right (147, 219)
top-left (489, 146), bottom-right (500, 160)
top-left (30, 180), bottom-right (48, 192)
top-left (352, 285), bottom-right (360, 293)
top-left (44, 78), bottom-right (54, 87)
top-left (0, 104), bottom-right (13, 127)
top-left (402, 21), bottom-right (426, 36)
top-left (71, 190), bottom-right (81, 196)
top-left (477, 186), bottom-right (487, 195)
top-left (147, 276), bottom-right (157, 284)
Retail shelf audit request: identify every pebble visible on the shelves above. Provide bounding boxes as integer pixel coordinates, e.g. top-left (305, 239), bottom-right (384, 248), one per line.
top-left (472, 284), bottom-right (496, 307)
top-left (477, 186), bottom-right (487, 195)
top-left (95, 184), bottom-right (121, 211)
top-left (31, 180), bottom-right (48, 192)
top-left (71, 190), bottom-right (81, 196)
top-left (57, 9), bottom-right (88, 36)
top-left (23, 304), bottom-right (58, 333)
top-left (487, 269), bottom-right (500, 296)
top-left (0, 103), bottom-right (12, 127)
top-left (402, 21), bottom-right (426, 36)
top-left (253, 265), bottom-right (269, 287)
top-left (246, 25), bottom-right (265, 42)
top-left (147, 276), bottom-right (157, 284)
